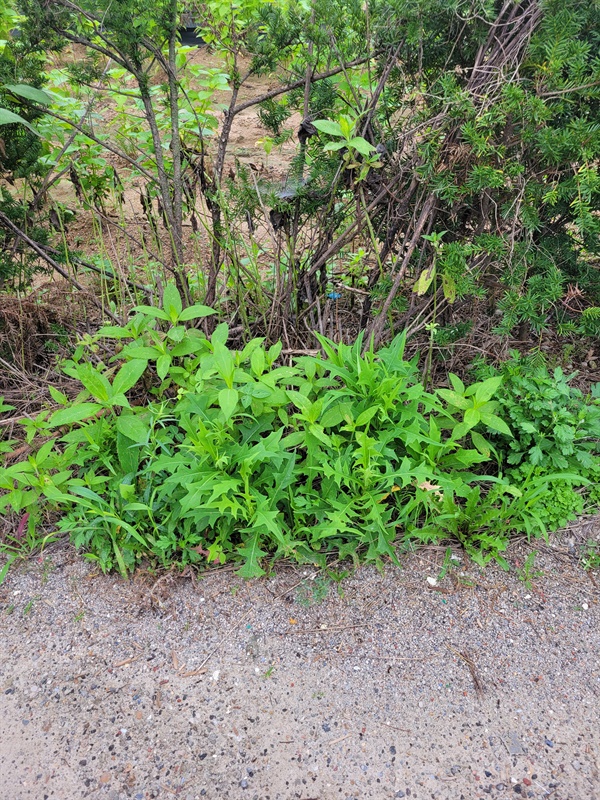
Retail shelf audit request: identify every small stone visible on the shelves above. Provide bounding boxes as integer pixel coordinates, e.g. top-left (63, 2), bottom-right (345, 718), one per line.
top-left (395, 793), bottom-right (405, 798)
top-left (322, 723), bottom-right (331, 732)
top-left (496, 784), bottom-right (506, 791)
top-left (240, 779), bottom-right (248, 789)
top-left (545, 739), bottom-right (554, 748)
top-left (450, 765), bottom-right (461, 775)
top-left (79, 760), bottom-right (87, 766)
top-left (582, 603), bottom-right (588, 610)
top-left (390, 746), bottom-right (396, 755)
top-left (99, 773), bottom-right (111, 785)
top-left (572, 761), bottom-right (581, 771)
top-left (4, 688), bottom-right (14, 695)
top-left (514, 785), bottom-right (522, 794)
top-left (484, 770), bottom-right (493, 777)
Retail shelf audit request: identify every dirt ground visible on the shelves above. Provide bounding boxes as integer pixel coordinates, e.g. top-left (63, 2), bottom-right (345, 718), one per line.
top-left (1, 521), bottom-right (599, 800)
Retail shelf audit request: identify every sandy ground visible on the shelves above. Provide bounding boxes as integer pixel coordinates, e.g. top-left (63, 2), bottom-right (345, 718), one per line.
top-left (1, 521), bottom-right (599, 800)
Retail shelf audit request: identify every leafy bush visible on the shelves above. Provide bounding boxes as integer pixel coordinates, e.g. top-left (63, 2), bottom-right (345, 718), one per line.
top-left (1, 286), bottom-right (599, 575)
top-left (472, 352), bottom-right (600, 529)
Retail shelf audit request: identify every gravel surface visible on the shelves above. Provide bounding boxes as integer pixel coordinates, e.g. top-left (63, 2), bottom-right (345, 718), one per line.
top-left (1, 523), bottom-right (599, 800)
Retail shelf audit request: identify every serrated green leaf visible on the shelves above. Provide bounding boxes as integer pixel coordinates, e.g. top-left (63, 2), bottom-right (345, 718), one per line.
top-left (236, 533), bottom-right (267, 578)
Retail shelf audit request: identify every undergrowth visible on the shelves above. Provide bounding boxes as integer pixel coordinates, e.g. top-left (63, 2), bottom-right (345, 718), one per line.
top-left (1, 284), bottom-right (599, 578)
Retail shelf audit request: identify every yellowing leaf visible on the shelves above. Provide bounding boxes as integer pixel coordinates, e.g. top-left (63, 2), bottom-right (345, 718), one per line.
top-left (413, 265), bottom-right (436, 295)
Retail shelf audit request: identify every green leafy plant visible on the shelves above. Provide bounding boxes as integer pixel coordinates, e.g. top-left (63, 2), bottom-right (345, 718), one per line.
top-left (516, 551), bottom-right (544, 589)
top-left (2, 285), bottom-right (600, 578)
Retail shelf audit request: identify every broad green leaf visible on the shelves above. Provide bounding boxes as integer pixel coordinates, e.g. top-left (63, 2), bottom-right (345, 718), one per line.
top-left (479, 411), bottom-right (512, 436)
top-left (438, 388), bottom-right (470, 410)
top-left (167, 325), bottom-right (186, 342)
top-left (34, 438), bottom-right (57, 466)
top-left (132, 304), bottom-right (170, 321)
top-left (338, 115), bottom-right (353, 138)
top-left (74, 364), bottom-right (112, 403)
top-left (471, 430), bottom-right (492, 457)
top-left (0, 106), bottom-right (38, 134)
top-left (309, 423), bottom-right (331, 446)
top-left (211, 322), bottom-right (230, 346)
top-left (449, 373), bottom-right (465, 394)
top-left (218, 387), bottom-right (239, 420)
top-left (347, 136), bottom-right (375, 156)
top-left (355, 406), bottom-right (379, 426)
top-left (115, 413), bottom-right (149, 443)
top-left (48, 402), bottom-right (102, 427)
top-left (162, 283), bottom-right (183, 322)
top-left (474, 376), bottom-right (503, 404)
top-left (251, 347), bottom-right (265, 376)
top-left (178, 304), bottom-right (215, 321)
top-left (464, 408), bottom-right (480, 428)
top-left (320, 403), bottom-right (346, 428)
top-left (116, 430), bottom-right (139, 475)
top-left (323, 141), bottom-right (346, 152)
top-left (49, 385), bottom-right (68, 405)
top-left (111, 359), bottom-right (147, 396)
top-left (4, 83), bottom-right (52, 105)
top-left (313, 118), bottom-right (343, 137)
top-left (156, 354), bottom-right (171, 380)
top-left (286, 390), bottom-right (312, 414)
top-left (413, 265), bottom-right (436, 295)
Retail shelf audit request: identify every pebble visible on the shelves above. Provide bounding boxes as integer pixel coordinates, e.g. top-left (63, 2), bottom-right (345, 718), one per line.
top-left (514, 785), bottom-right (522, 794)
top-left (545, 739), bottom-right (554, 747)
top-left (240, 779), bottom-right (248, 789)
top-left (322, 723), bottom-right (331, 732)
top-left (395, 792), bottom-right (405, 798)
